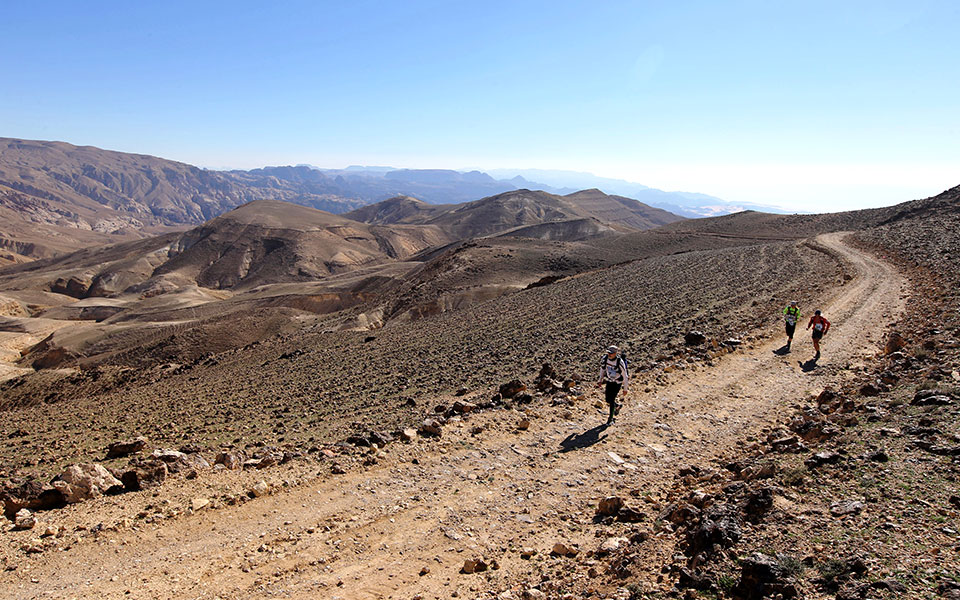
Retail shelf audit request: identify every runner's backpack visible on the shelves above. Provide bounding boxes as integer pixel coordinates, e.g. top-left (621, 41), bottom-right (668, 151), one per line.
top-left (601, 352), bottom-right (629, 382)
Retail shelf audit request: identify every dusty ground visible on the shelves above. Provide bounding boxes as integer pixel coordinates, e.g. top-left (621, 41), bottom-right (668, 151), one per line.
top-left (0, 232), bottom-right (908, 599)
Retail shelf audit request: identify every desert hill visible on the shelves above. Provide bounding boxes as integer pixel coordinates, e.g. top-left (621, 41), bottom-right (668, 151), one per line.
top-left (342, 195), bottom-right (453, 225)
top-left (347, 188), bottom-right (683, 238)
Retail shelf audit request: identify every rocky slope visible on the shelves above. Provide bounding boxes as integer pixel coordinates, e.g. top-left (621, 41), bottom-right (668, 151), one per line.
top-left (0, 138), bottom-right (367, 259)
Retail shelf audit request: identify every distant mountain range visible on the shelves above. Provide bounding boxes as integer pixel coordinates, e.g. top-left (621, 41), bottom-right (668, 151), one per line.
top-left (302, 165), bottom-right (785, 217)
top-left (0, 136), bottom-right (755, 262)
top-left (484, 168), bottom-right (788, 217)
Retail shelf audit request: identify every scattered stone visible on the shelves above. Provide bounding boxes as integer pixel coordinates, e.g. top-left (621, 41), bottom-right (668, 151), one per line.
top-left (399, 428), bottom-right (417, 442)
top-left (248, 481), bottom-right (270, 498)
top-left (859, 383), bottom-right (881, 397)
top-left (616, 507), bottom-right (647, 522)
top-left (52, 463), bottom-right (124, 503)
top-left (912, 390), bottom-right (954, 406)
top-left (499, 380), bottom-right (526, 399)
top-left (331, 463), bottom-right (346, 475)
top-left (597, 537), bottom-right (627, 555)
top-left (22, 542), bottom-right (44, 554)
top-left (191, 497), bottom-right (210, 511)
top-left (830, 500), bottom-right (864, 517)
top-left (517, 418), bottom-right (531, 431)
top-left (865, 450), bottom-right (889, 462)
top-left (884, 332), bottom-right (907, 355)
top-left (770, 436), bottom-right (804, 453)
top-left (597, 496), bottom-right (624, 516)
top-left (452, 400), bottom-right (477, 414)
top-left (213, 450), bottom-right (242, 469)
top-left (346, 435), bottom-right (371, 447)
top-left (418, 419), bottom-right (443, 437)
top-left (659, 502), bottom-right (701, 526)
top-left (520, 547), bottom-right (537, 559)
top-left (419, 566), bottom-right (430, 576)
top-left (550, 542), bottom-right (578, 557)
top-left (461, 558), bottom-right (488, 574)
top-left (732, 552), bottom-right (798, 599)
top-left (13, 509), bottom-right (36, 530)
top-left (949, 495), bottom-right (960, 509)
top-left (151, 449), bottom-right (210, 473)
top-left (684, 331), bottom-right (707, 346)
top-left (739, 462), bottom-right (776, 481)
top-left (105, 436), bottom-right (147, 458)
top-left (522, 588), bottom-right (547, 600)
top-left (872, 579), bottom-right (907, 594)
top-left (805, 451), bottom-right (843, 468)
top-left (120, 459), bottom-right (168, 491)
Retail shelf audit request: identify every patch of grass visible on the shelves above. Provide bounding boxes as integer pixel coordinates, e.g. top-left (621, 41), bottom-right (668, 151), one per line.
top-left (777, 553), bottom-right (805, 579)
top-left (782, 465), bottom-right (808, 487)
top-left (817, 558), bottom-right (851, 586)
top-left (717, 573), bottom-right (737, 594)
top-left (625, 582), bottom-right (645, 600)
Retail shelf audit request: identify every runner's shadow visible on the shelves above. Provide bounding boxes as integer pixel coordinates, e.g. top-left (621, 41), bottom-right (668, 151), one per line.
top-left (773, 345), bottom-right (791, 356)
top-left (799, 357), bottom-right (819, 372)
top-left (559, 423), bottom-right (609, 453)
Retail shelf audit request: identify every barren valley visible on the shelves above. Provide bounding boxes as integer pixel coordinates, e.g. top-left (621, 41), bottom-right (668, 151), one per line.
top-left (0, 169), bottom-right (958, 599)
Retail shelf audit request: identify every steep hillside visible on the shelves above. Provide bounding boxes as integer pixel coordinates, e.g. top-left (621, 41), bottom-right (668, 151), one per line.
top-left (563, 188), bottom-right (685, 229)
top-left (0, 138), bottom-right (366, 258)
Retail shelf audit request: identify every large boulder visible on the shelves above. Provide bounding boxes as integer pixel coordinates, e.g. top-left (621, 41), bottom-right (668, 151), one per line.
top-left (120, 459), bottom-right (168, 491)
top-left (106, 436), bottom-right (147, 458)
top-left (151, 449), bottom-right (210, 473)
top-left (419, 418), bottom-right (443, 437)
top-left (214, 451), bottom-right (244, 470)
top-left (52, 464), bottom-right (123, 503)
top-left (1, 480), bottom-right (67, 517)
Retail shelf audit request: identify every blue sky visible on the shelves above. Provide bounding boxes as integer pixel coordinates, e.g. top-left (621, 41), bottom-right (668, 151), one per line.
top-left (2, 1), bottom-right (958, 211)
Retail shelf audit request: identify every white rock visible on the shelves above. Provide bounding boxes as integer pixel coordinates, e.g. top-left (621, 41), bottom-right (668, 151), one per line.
top-left (54, 463), bottom-right (123, 503)
top-left (14, 509), bottom-right (36, 530)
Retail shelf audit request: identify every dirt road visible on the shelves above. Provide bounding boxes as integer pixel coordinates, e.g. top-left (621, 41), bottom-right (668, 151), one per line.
top-left (3, 233), bottom-right (907, 600)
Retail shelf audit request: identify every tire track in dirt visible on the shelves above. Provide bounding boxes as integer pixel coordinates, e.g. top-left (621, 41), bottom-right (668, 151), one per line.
top-left (3, 233), bottom-right (906, 600)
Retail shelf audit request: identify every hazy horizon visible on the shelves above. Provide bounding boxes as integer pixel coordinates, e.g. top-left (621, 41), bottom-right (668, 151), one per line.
top-left (2, 1), bottom-right (958, 213)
